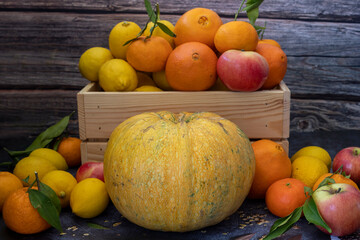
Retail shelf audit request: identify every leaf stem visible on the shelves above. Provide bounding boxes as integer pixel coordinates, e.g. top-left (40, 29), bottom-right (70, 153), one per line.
top-left (234, 0), bottom-right (246, 21)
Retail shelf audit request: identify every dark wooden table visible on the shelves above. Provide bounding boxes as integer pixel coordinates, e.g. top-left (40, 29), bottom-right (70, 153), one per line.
top-left (1, 130), bottom-right (360, 240)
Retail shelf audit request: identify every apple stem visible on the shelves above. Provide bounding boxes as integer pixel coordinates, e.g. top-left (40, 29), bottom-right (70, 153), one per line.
top-left (335, 187), bottom-right (342, 194)
top-left (353, 148), bottom-right (360, 156)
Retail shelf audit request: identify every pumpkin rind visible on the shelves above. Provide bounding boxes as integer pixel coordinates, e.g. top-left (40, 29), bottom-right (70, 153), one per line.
top-left (104, 111), bottom-right (255, 232)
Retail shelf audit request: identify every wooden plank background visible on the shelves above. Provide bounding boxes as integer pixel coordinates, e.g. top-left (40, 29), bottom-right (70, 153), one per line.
top-left (0, 0), bottom-right (359, 146)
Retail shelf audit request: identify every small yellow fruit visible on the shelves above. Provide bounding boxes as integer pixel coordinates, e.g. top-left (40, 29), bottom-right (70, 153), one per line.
top-left (136, 72), bottom-right (157, 87)
top-left (109, 21), bottom-right (141, 59)
top-left (291, 146), bottom-right (332, 170)
top-left (142, 20), bottom-right (175, 48)
top-left (134, 85), bottom-right (163, 92)
top-left (30, 148), bottom-right (68, 170)
top-left (78, 47), bottom-right (113, 82)
top-left (99, 59), bottom-right (138, 92)
top-left (13, 156), bottom-right (57, 186)
top-left (152, 70), bottom-right (173, 90)
top-left (70, 178), bottom-right (109, 218)
top-left (41, 170), bottom-right (78, 208)
top-left (0, 172), bottom-right (23, 212)
top-left (291, 156), bottom-right (329, 188)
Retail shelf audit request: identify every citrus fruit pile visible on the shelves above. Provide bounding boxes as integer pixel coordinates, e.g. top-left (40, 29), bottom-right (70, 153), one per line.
top-left (78, 6), bottom-right (287, 92)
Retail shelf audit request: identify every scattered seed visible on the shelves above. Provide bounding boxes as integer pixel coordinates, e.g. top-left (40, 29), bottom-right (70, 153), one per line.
top-left (83, 233), bottom-right (90, 236)
top-left (113, 222), bottom-right (122, 227)
top-left (60, 232), bottom-right (66, 236)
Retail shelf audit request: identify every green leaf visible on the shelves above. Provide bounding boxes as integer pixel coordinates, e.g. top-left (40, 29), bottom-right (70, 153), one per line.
top-left (243, 0), bottom-right (264, 12)
top-left (144, 0), bottom-right (156, 23)
top-left (246, 7), bottom-right (259, 26)
top-left (38, 182), bottom-right (61, 214)
top-left (303, 197), bottom-right (332, 233)
top-left (28, 189), bottom-right (63, 233)
top-left (87, 222), bottom-right (110, 230)
top-left (264, 207), bottom-right (303, 240)
top-left (317, 177), bottom-right (335, 190)
top-left (157, 22), bottom-right (176, 37)
top-left (4, 112), bottom-right (74, 158)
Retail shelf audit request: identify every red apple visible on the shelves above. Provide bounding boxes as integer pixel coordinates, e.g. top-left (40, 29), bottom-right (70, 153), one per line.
top-left (312, 183), bottom-right (360, 236)
top-left (76, 161), bottom-right (104, 182)
top-left (333, 147), bottom-right (360, 186)
top-left (217, 50), bottom-right (269, 91)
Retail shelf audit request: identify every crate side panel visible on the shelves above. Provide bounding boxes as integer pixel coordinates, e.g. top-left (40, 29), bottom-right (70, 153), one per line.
top-left (80, 90), bottom-right (287, 139)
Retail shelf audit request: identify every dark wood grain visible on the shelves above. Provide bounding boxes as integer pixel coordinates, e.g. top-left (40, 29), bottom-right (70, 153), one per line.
top-left (0, 12), bottom-right (359, 99)
top-left (0, 0), bottom-right (358, 22)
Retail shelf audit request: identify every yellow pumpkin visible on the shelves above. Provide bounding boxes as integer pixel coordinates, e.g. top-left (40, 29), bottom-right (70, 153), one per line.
top-left (104, 111), bottom-right (255, 232)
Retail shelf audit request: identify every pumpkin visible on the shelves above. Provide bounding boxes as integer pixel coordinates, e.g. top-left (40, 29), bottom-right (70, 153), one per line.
top-left (104, 111), bottom-right (255, 232)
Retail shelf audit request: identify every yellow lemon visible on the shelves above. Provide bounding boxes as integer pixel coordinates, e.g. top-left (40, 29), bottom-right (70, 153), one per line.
top-left (70, 178), bottom-right (109, 218)
top-left (143, 20), bottom-right (175, 48)
top-left (78, 47), bottom-right (113, 82)
top-left (134, 85), bottom-right (163, 92)
top-left (109, 21), bottom-right (141, 59)
top-left (30, 148), bottom-right (68, 170)
top-left (291, 156), bottom-right (329, 188)
top-left (136, 72), bottom-right (157, 87)
top-left (99, 59), bottom-right (138, 92)
top-left (41, 170), bottom-right (77, 208)
top-left (152, 70), bottom-right (173, 90)
top-left (291, 146), bottom-right (332, 170)
top-left (13, 156), bottom-right (57, 186)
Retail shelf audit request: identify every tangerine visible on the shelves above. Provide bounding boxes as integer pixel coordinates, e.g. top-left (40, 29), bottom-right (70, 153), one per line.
top-left (248, 139), bottom-right (292, 199)
top-left (214, 21), bottom-right (258, 54)
top-left (256, 43), bottom-right (287, 89)
top-left (266, 178), bottom-right (308, 218)
top-left (312, 173), bottom-right (359, 191)
top-left (126, 36), bottom-right (172, 72)
top-left (165, 42), bottom-right (217, 91)
top-left (2, 187), bottom-right (51, 234)
top-left (57, 137), bottom-right (82, 167)
top-left (174, 8), bottom-right (222, 48)
top-left (0, 172), bottom-right (23, 212)
top-left (258, 39), bottom-right (281, 48)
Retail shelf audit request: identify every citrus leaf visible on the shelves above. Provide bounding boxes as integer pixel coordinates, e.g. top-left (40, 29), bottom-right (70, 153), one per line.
top-left (243, 0), bottom-right (264, 12)
top-left (303, 197), bottom-right (332, 233)
top-left (316, 177), bottom-right (335, 190)
top-left (144, 0), bottom-right (156, 23)
top-left (246, 7), bottom-right (259, 25)
top-left (157, 22), bottom-right (176, 37)
top-left (28, 189), bottom-right (63, 233)
top-left (264, 207), bottom-right (303, 240)
top-left (87, 222), bottom-right (110, 230)
top-left (4, 111), bottom-right (74, 158)
top-left (38, 182), bottom-right (61, 214)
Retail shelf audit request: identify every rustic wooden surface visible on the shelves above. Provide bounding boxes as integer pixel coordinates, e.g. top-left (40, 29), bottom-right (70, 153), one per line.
top-left (0, 0), bottom-right (359, 144)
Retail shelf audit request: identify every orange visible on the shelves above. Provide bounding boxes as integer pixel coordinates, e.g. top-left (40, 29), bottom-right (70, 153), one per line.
top-left (256, 43), bottom-right (287, 89)
top-left (248, 139), bottom-right (292, 199)
top-left (57, 137), bottom-right (82, 167)
top-left (2, 187), bottom-right (51, 234)
top-left (312, 173), bottom-right (360, 191)
top-left (214, 21), bottom-right (258, 54)
top-left (266, 178), bottom-right (308, 218)
top-left (258, 39), bottom-right (281, 48)
top-left (165, 42), bottom-right (217, 91)
top-left (174, 8), bottom-right (223, 48)
top-left (126, 36), bottom-right (172, 72)
top-left (0, 172), bottom-right (23, 212)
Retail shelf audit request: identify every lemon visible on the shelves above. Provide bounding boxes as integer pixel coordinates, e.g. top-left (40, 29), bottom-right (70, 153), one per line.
top-left (136, 72), bottom-right (157, 87)
top-left (134, 85), bottom-right (163, 92)
top-left (99, 59), bottom-right (138, 92)
top-left (109, 21), bottom-right (141, 59)
top-left (152, 70), bottom-right (173, 90)
top-left (41, 170), bottom-right (77, 208)
top-left (13, 156), bottom-right (57, 186)
top-left (291, 156), bottom-right (329, 188)
top-left (291, 146), bottom-right (332, 170)
top-left (78, 47), bottom-right (114, 82)
top-left (30, 148), bottom-right (68, 170)
top-left (143, 20), bottom-right (175, 48)
top-left (70, 178), bottom-right (109, 218)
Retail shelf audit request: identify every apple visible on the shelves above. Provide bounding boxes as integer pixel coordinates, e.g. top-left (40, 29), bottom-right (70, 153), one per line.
top-left (312, 183), bottom-right (360, 236)
top-left (333, 147), bottom-right (360, 186)
top-left (76, 161), bottom-right (104, 182)
top-left (217, 50), bottom-right (269, 91)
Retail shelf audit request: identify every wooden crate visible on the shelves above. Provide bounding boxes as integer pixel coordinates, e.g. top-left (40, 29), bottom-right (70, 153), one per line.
top-left (77, 82), bottom-right (290, 163)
